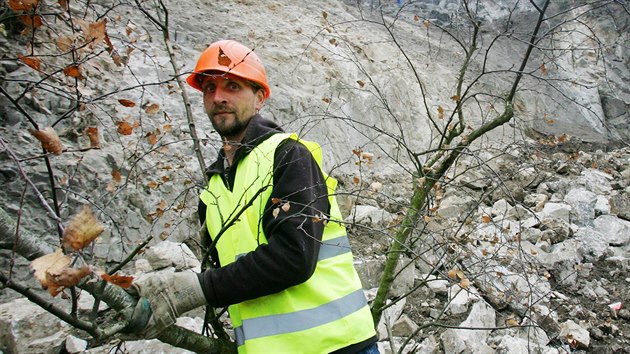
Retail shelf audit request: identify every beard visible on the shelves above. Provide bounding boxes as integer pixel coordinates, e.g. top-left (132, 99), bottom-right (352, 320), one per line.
top-left (208, 105), bottom-right (252, 138)
top-left (211, 114), bottom-right (249, 137)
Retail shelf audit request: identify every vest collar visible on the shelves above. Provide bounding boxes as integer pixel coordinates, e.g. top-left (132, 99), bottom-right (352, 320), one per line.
top-left (206, 114), bottom-right (284, 177)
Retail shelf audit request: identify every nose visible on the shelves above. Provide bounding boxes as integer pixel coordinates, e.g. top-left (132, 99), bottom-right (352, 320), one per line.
top-left (212, 86), bottom-right (229, 105)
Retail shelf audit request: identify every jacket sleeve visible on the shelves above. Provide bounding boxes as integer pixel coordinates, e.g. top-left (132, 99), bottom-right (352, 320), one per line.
top-left (197, 139), bottom-right (330, 307)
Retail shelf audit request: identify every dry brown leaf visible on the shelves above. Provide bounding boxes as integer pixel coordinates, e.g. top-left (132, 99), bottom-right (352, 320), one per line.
top-left (271, 197), bottom-right (282, 204)
top-left (58, 0), bottom-right (69, 10)
top-left (9, 0), bottom-right (39, 11)
top-left (352, 176), bottom-right (360, 184)
top-left (360, 151), bottom-right (374, 162)
top-left (111, 168), bottom-right (122, 183)
top-left (118, 99), bottom-right (136, 107)
top-left (505, 318), bottom-right (520, 327)
top-left (144, 103), bottom-right (160, 115)
top-left (111, 52), bottom-right (122, 67)
top-left (540, 63), bottom-right (548, 75)
top-left (18, 54), bottom-right (41, 71)
top-left (450, 95), bottom-right (460, 102)
top-left (482, 215), bottom-right (491, 223)
top-left (20, 15), bottom-right (43, 28)
top-left (63, 65), bottom-right (83, 79)
top-left (29, 127), bottom-right (64, 155)
top-left (322, 11), bottom-right (328, 20)
top-left (101, 273), bottom-right (134, 288)
top-left (31, 249), bottom-right (71, 290)
top-left (78, 19), bottom-right (107, 48)
top-left (46, 266), bottom-right (91, 296)
top-left (357, 80), bottom-right (365, 88)
top-left (423, 19), bottom-right (430, 29)
top-left (447, 268), bottom-right (458, 279)
top-left (56, 36), bottom-right (74, 52)
top-left (62, 205), bottom-right (104, 251)
top-left (146, 132), bottom-right (157, 145)
top-left (414, 15), bottom-right (420, 22)
top-left (437, 105), bottom-right (445, 119)
top-left (85, 127), bottom-right (99, 148)
top-left (116, 121), bottom-right (133, 135)
top-left (217, 48), bottom-right (232, 67)
top-left (460, 278), bottom-right (471, 289)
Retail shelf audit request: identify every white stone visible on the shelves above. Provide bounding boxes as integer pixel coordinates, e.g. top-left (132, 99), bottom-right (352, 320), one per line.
top-left (77, 292), bottom-right (109, 313)
top-left (391, 314), bottom-right (419, 337)
top-left (377, 298), bottom-right (406, 340)
top-left (539, 202), bottom-right (572, 222)
top-left (65, 335), bottom-right (88, 353)
top-left (447, 285), bottom-right (481, 315)
top-left (595, 195), bottom-right (611, 215)
top-left (0, 298), bottom-right (70, 354)
top-left (491, 199), bottom-right (512, 216)
top-left (593, 215), bottom-right (630, 246)
top-left (437, 194), bottom-right (476, 219)
top-left (344, 205), bottom-right (394, 227)
top-left (134, 258), bottom-right (153, 273)
top-left (559, 319), bottom-right (590, 349)
top-left (440, 301), bottom-right (496, 354)
top-left (420, 274), bottom-right (449, 294)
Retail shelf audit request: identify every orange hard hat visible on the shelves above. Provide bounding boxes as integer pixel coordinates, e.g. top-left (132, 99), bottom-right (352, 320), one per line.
top-left (187, 40), bottom-right (270, 98)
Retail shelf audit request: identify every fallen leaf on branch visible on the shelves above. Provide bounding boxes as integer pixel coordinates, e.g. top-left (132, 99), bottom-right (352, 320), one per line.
top-left (20, 15), bottom-right (43, 29)
top-left (9, 0), bottom-right (38, 11)
top-left (46, 266), bottom-right (91, 296)
top-left (18, 54), bottom-right (41, 70)
top-left (217, 48), bottom-right (232, 67)
top-left (144, 103), bottom-right (160, 115)
top-left (116, 121), bottom-right (133, 135)
top-left (31, 249), bottom-right (70, 286)
top-left (101, 273), bottom-right (134, 288)
top-left (85, 127), bottom-right (99, 147)
top-left (63, 65), bottom-right (84, 79)
top-left (29, 127), bottom-right (64, 155)
top-left (63, 205), bottom-right (104, 251)
top-left (118, 99), bottom-right (136, 107)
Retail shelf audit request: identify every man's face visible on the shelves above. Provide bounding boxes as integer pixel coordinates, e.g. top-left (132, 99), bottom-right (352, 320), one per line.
top-left (201, 73), bottom-right (265, 140)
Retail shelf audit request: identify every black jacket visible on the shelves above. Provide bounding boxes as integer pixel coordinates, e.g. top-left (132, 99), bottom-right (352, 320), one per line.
top-left (197, 114), bottom-right (377, 354)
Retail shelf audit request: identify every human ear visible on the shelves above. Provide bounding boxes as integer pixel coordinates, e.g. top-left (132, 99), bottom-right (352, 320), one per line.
top-left (254, 89), bottom-right (265, 110)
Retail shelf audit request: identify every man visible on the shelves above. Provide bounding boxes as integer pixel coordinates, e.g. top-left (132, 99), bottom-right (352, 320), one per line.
top-left (128, 39), bottom-right (378, 354)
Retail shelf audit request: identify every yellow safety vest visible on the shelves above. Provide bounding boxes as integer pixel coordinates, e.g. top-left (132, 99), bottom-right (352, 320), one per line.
top-left (199, 133), bottom-right (375, 353)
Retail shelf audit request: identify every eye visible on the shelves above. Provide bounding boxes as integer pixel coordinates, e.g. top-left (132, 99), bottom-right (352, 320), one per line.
top-left (226, 81), bottom-right (241, 91)
top-left (203, 83), bottom-right (216, 94)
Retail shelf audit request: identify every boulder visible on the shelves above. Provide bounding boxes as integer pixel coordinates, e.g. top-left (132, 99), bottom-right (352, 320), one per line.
top-left (559, 319), bottom-right (590, 349)
top-left (593, 215), bottom-right (630, 246)
top-left (65, 335), bottom-right (88, 354)
top-left (440, 300), bottom-right (496, 354)
top-left (0, 298), bottom-right (70, 354)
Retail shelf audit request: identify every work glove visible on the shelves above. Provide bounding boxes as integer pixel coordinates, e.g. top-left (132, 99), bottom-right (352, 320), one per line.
top-left (124, 270), bottom-right (207, 339)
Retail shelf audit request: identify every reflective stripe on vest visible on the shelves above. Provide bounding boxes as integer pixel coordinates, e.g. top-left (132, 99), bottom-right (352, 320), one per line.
top-left (234, 288), bottom-right (367, 346)
top-left (200, 133), bottom-right (376, 353)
